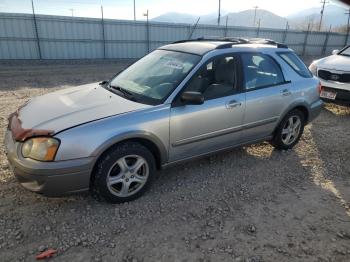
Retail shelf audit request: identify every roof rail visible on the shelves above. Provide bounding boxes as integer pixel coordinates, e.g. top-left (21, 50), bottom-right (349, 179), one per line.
top-left (172, 37), bottom-right (288, 49)
top-left (172, 37), bottom-right (248, 44)
top-left (245, 38), bottom-right (288, 48)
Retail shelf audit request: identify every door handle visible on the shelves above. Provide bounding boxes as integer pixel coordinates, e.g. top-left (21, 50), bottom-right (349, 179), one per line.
top-left (281, 89), bottom-right (291, 96)
top-left (226, 100), bottom-right (242, 109)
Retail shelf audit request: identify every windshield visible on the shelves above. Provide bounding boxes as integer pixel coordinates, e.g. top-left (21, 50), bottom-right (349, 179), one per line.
top-left (339, 46), bottom-right (350, 56)
top-left (109, 49), bottom-right (200, 105)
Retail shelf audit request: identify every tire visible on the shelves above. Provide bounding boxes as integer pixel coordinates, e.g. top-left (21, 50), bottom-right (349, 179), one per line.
top-left (271, 109), bottom-right (305, 150)
top-left (90, 141), bottom-right (156, 203)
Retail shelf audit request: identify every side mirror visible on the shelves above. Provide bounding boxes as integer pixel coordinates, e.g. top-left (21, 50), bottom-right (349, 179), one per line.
top-left (332, 49), bottom-right (339, 55)
top-left (99, 80), bottom-right (108, 86)
top-left (181, 91), bottom-right (204, 105)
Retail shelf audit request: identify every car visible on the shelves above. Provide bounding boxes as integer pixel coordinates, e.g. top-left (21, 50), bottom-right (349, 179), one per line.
top-left (4, 38), bottom-right (322, 203)
top-left (309, 45), bottom-right (350, 105)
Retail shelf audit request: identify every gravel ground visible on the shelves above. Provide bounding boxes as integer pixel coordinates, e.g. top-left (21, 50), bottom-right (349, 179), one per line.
top-left (0, 60), bottom-right (350, 262)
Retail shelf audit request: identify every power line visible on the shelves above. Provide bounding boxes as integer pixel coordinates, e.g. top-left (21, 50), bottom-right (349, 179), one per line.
top-left (319, 0), bottom-right (329, 31)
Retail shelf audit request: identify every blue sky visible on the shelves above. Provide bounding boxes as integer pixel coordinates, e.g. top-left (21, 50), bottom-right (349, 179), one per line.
top-left (0, 0), bottom-right (348, 20)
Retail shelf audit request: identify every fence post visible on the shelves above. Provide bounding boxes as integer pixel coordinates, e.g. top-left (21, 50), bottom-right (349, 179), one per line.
top-left (31, 0), bottom-right (41, 59)
top-left (256, 19), bottom-right (261, 37)
top-left (101, 5), bottom-right (106, 59)
top-left (302, 23), bottom-right (310, 57)
top-left (146, 11), bottom-right (150, 53)
top-left (322, 25), bottom-right (332, 56)
top-left (224, 16), bottom-right (228, 37)
top-left (282, 21), bottom-right (289, 43)
top-left (345, 8), bottom-right (350, 46)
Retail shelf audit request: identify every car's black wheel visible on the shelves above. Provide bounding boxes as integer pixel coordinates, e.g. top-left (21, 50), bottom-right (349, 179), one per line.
top-left (90, 142), bottom-right (156, 203)
top-left (271, 109), bottom-right (305, 150)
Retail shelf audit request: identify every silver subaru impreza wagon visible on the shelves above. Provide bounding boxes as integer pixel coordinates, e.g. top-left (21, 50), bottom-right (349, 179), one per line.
top-left (4, 38), bottom-right (322, 203)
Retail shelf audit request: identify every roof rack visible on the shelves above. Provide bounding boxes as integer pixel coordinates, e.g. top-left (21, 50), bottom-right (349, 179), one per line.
top-left (244, 38), bottom-right (288, 48)
top-left (173, 37), bottom-right (248, 44)
top-left (172, 37), bottom-right (288, 49)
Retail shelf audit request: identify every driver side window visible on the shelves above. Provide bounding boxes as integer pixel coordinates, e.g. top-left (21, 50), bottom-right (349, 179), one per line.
top-left (184, 55), bottom-right (237, 100)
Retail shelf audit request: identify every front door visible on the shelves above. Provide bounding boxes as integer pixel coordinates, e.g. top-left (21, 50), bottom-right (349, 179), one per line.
top-left (169, 54), bottom-right (246, 162)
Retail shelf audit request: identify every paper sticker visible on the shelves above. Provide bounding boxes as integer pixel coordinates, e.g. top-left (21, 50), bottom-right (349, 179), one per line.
top-left (164, 60), bottom-right (183, 70)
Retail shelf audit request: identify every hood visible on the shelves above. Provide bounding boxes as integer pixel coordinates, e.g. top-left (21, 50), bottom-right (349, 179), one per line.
top-left (18, 83), bottom-right (151, 133)
top-left (315, 54), bottom-right (350, 71)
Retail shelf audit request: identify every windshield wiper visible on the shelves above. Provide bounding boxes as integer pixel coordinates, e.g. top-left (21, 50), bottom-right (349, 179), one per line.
top-left (108, 85), bottom-right (137, 102)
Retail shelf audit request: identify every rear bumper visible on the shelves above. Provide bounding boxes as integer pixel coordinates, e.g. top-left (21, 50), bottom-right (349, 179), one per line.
top-left (308, 99), bottom-right (323, 123)
top-left (4, 130), bottom-right (94, 196)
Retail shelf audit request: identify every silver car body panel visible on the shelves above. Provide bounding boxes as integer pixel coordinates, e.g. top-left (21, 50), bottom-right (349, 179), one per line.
top-left (19, 82), bottom-right (151, 132)
top-left (4, 43), bottom-right (323, 196)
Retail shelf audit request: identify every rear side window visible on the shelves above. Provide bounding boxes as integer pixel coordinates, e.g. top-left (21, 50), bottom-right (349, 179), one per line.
top-left (278, 52), bottom-right (312, 78)
top-left (241, 53), bottom-right (285, 90)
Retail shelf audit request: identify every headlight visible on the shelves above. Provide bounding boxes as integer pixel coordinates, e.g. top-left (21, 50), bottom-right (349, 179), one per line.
top-left (22, 137), bottom-right (60, 161)
top-left (309, 62), bottom-right (317, 76)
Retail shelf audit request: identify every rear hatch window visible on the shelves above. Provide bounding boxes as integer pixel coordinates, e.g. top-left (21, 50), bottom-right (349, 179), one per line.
top-left (278, 52), bottom-right (312, 78)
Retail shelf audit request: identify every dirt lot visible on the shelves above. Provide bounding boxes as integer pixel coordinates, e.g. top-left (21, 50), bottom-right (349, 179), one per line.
top-left (0, 60), bottom-right (350, 262)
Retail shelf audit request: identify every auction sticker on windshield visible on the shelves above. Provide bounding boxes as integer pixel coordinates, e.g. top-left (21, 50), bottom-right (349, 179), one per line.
top-left (164, 60), bottom-right (183, 70)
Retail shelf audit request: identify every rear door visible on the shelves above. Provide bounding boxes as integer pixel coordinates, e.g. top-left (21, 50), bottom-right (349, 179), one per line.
top-left (240, 52), bottom-right (293, 141)
top-left (168, 54), bottom-right (246, 162)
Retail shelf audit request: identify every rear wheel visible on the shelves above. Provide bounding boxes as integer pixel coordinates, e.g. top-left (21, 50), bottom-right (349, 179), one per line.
top-left (90, 142), bottom-right (156, 203)
top-left (271, 109), bottom-right (305, 150)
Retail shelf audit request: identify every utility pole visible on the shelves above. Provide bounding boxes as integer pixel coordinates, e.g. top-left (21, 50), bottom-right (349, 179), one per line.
top-left (69, 8), bottom-right (74, 17)
top-left (318, 0), bottom-right (328, 31)
top-left (217, 0), bottom-right (221, 26)
top-left (253, 6), bottom-right (258, 27)
top-left (133, 0), bottom-right (136, 21)
top-left (345, 8), bottom-right (350, 45)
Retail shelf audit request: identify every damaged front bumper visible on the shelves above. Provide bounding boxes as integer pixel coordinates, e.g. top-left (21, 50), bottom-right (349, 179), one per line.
top-left (4, 129), bottom-right (94, 196)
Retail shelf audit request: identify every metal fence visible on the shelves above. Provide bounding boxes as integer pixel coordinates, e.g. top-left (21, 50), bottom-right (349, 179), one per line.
top-left (0, 12), bottom-right (349, 60)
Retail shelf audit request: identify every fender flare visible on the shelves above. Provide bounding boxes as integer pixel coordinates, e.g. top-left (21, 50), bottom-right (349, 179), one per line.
top-left (276, 100), bottom-right (310, 128)
top-left (90, 130), bottom-right (168, 169)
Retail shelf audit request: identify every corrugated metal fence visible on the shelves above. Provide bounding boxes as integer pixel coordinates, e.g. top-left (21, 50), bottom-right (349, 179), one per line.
top-left (0, 13), bottom-right (349, 59)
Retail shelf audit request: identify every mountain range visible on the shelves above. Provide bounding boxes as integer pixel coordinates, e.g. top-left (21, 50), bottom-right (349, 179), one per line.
top-left (151, 4), bottom-right (349, 30)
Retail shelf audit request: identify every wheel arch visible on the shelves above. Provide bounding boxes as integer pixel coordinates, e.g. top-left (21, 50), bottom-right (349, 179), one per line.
top-left (273, 101), bottom-right (310, 136)
top-left (90, 131), bottom-right (167, 180)
top-left (279, 101), bottom-right (310, 125)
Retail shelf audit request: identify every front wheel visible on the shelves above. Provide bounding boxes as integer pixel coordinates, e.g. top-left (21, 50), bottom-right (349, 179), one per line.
top-left (90, 142), bottom-right (156, 203)
top-left (271, 109), bottom-right (305, 150)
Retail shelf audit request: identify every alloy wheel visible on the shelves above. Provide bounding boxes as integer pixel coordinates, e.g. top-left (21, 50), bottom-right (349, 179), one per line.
top-left (281, 115), bottom-right (302, 146)
top-left (106, 154), bottom-right (149, 197)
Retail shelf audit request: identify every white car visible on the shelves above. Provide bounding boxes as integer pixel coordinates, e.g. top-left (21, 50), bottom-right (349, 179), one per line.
top-left (309, 45), bottom-right (350, 105)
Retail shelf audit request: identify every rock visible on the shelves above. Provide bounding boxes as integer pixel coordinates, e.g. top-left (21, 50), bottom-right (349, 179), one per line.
top-left (247, 225), bottom-right (256, 233)
top-left (15, 234), bottom-right (22, 240)
top-left (225, 248), bottom-right (233, 254)
top-left (38, 245), bottom-right (46, 252)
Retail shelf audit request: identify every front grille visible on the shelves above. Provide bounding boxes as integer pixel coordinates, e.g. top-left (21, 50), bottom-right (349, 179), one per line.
top-left (318, 69), bottom-right (350, 83)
